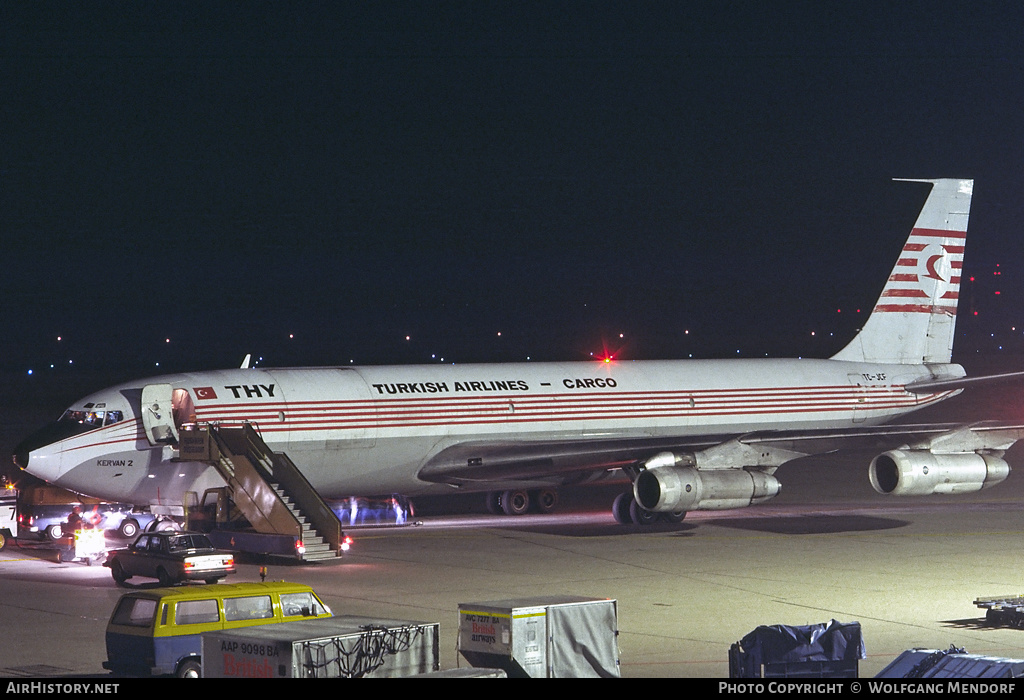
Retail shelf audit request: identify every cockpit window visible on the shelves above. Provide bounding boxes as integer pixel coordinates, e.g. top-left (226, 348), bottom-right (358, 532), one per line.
top-left (59, 409), bottom-right (124, 429)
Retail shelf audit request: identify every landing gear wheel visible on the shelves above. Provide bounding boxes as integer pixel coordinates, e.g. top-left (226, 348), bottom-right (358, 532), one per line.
top-left (612, 492), bottom-right (634, 524)
top-left (629, 499), bottom-right (659, 526)
top-left (501, 489), bottom-right (531, 516)
top-left (533, 489), bottom-right (558, 514)
top-left (118, 519), bottom-right (140, 538)
top-left (661, 510), bottom-right (687, 524)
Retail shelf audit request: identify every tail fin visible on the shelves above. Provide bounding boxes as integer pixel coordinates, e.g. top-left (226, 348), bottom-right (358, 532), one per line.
top-left (831, 178), bottom-right (973, 364)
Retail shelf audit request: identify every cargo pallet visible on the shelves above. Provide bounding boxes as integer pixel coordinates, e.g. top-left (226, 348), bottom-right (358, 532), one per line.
top-left (974, 595), bottom-right (1024, 627)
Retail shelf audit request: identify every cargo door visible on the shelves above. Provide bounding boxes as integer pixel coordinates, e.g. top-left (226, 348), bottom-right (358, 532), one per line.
top-left (142, 384), bottom-right (179, 445)
top-left (264, 368), bottom-right (377, 451)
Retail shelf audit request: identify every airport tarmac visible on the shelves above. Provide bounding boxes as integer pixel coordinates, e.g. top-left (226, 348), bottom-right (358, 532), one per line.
top-left (4, 464), bottom-right (1024, 679)
top-left (3, 358), bottom-right (1024, 678)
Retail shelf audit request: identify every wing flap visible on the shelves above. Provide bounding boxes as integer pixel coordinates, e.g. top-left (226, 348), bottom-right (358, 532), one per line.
top-left (417, 422), bottom-right (1024, 488)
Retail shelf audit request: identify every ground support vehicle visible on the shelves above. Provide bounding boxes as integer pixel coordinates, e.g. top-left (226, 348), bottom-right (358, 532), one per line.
top-left (187, 486), bottom-right (352, 562)
top-left (18, 484), bottom-right (156, 540)
top-left (56, 528), bottom-right (108, 565)
top-left (974, 595), bottom-right (1024, 627)
top-left (202, 616), bottom-right (440, 678)
top-left (103, 581), bottom-right (333, 678)
top-left (0, 489), bottom-right (16, 550)
top-left (104, 531), bottom-right (236, 585)
top-left (179, 425), bottom-right (350, 562)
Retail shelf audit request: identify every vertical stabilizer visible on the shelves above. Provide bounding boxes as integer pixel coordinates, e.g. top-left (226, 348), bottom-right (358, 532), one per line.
top-left (831, 179), bottom-right (973, 364)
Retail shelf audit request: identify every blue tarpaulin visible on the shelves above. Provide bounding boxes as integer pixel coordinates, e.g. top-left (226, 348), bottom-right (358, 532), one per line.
top-left (730, 620), bottom-right (865, 678)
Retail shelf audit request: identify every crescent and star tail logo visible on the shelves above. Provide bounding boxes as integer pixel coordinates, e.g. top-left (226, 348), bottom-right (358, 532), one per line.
top-left (924, 253), bottom-right (947, 282)
top-left (876, 228), bottom-right (964, 316)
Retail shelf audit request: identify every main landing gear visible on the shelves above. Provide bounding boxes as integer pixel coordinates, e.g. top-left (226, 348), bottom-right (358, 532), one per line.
top-left (485, 489), bottom-right (559, 516)
top-left (483, 487), bottom-right (685, 526)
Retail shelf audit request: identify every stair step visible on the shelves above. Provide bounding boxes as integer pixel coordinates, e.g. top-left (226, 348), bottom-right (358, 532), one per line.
top-left (302, 550), bottom-right (340, 561)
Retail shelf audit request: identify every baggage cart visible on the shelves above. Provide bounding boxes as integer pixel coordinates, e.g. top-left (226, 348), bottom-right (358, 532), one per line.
top-left (974, 595), bottom-right (1024, 627)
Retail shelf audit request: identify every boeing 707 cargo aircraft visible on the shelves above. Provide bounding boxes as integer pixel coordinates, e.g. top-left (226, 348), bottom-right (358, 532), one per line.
top-left (14, 179), bottom-right (1024, 525)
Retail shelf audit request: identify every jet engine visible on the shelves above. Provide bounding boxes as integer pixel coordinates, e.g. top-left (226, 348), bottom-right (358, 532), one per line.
top-left (869, 449), bottom-right (1010, 496)
top-left (633, 465), bottom-right (781, 512)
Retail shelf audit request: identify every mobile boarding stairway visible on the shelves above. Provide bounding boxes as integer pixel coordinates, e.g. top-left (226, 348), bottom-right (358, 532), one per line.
top-left (179, 423), bottom-right (346, 562)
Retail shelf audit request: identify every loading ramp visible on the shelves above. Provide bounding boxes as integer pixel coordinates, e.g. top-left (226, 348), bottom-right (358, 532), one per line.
top-left (179, 423), bottom-right (345, 562)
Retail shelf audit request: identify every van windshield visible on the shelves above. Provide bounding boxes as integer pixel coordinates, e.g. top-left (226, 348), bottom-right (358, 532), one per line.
top-left (111, 597), bottom-right (157, 628)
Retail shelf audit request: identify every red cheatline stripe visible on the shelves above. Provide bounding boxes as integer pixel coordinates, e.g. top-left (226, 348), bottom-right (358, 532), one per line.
top-left (191, 388), bottom-right (932, 432)
top-left (194, 392), bottom-right (903, 422)
top-left (192, 385), bottom-right (911, 411)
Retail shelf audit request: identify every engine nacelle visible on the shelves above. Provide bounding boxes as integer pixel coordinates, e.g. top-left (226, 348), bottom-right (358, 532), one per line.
top-left (634, 465), bottom-right (781, 512)
top-left (869, 449), bottom-right (1010, 496)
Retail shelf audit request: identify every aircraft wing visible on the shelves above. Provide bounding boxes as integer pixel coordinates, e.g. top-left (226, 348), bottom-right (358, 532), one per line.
top-left (417, 421), bottom-right (1024, 490)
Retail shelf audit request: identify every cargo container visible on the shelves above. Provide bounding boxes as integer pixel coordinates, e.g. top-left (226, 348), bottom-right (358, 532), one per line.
top-left (458, 595), bottom-right (619, 678)
top-left (202, 616), bottom-right (440, 678)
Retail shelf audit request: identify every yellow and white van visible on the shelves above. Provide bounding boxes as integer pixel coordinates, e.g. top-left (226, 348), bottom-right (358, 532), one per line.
top-left (103, 581), bottom-right (332, 677)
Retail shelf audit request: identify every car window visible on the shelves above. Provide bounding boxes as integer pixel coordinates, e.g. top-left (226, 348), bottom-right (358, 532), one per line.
top-left (167, 534), bottom-right (214, 552)
top-left (175, 598), bottom-right (220, 625)
top-left (224, 595), bottom-right (273, 622)
top-left (280, 592), bottom-right (327, 617)
top-left (111, 597), bottom-right (157, 627)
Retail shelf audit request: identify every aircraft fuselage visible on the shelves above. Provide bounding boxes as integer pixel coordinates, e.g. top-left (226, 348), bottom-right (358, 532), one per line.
top-left (15, 357), bottom-right (959, 507)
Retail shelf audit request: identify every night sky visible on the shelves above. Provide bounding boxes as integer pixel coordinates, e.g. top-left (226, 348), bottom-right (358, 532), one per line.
top-left (3, 3), bottom-right (1024, 390)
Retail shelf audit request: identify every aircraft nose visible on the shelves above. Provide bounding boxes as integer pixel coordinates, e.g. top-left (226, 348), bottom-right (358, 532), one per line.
top-left (12, 422), bottom-right (79, 481)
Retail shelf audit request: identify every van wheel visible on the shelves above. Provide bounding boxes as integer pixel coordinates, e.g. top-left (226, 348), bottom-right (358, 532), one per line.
top-left (46, 523), bottom-right (64, 541)
top-left (157, 567), bottom-right (175, 586)
top-left (176, 659), bottom-right (201, 678)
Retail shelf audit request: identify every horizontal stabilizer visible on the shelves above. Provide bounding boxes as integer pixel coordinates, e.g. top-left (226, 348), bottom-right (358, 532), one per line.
top-left (904, 369), bottom-right (1024, 394)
